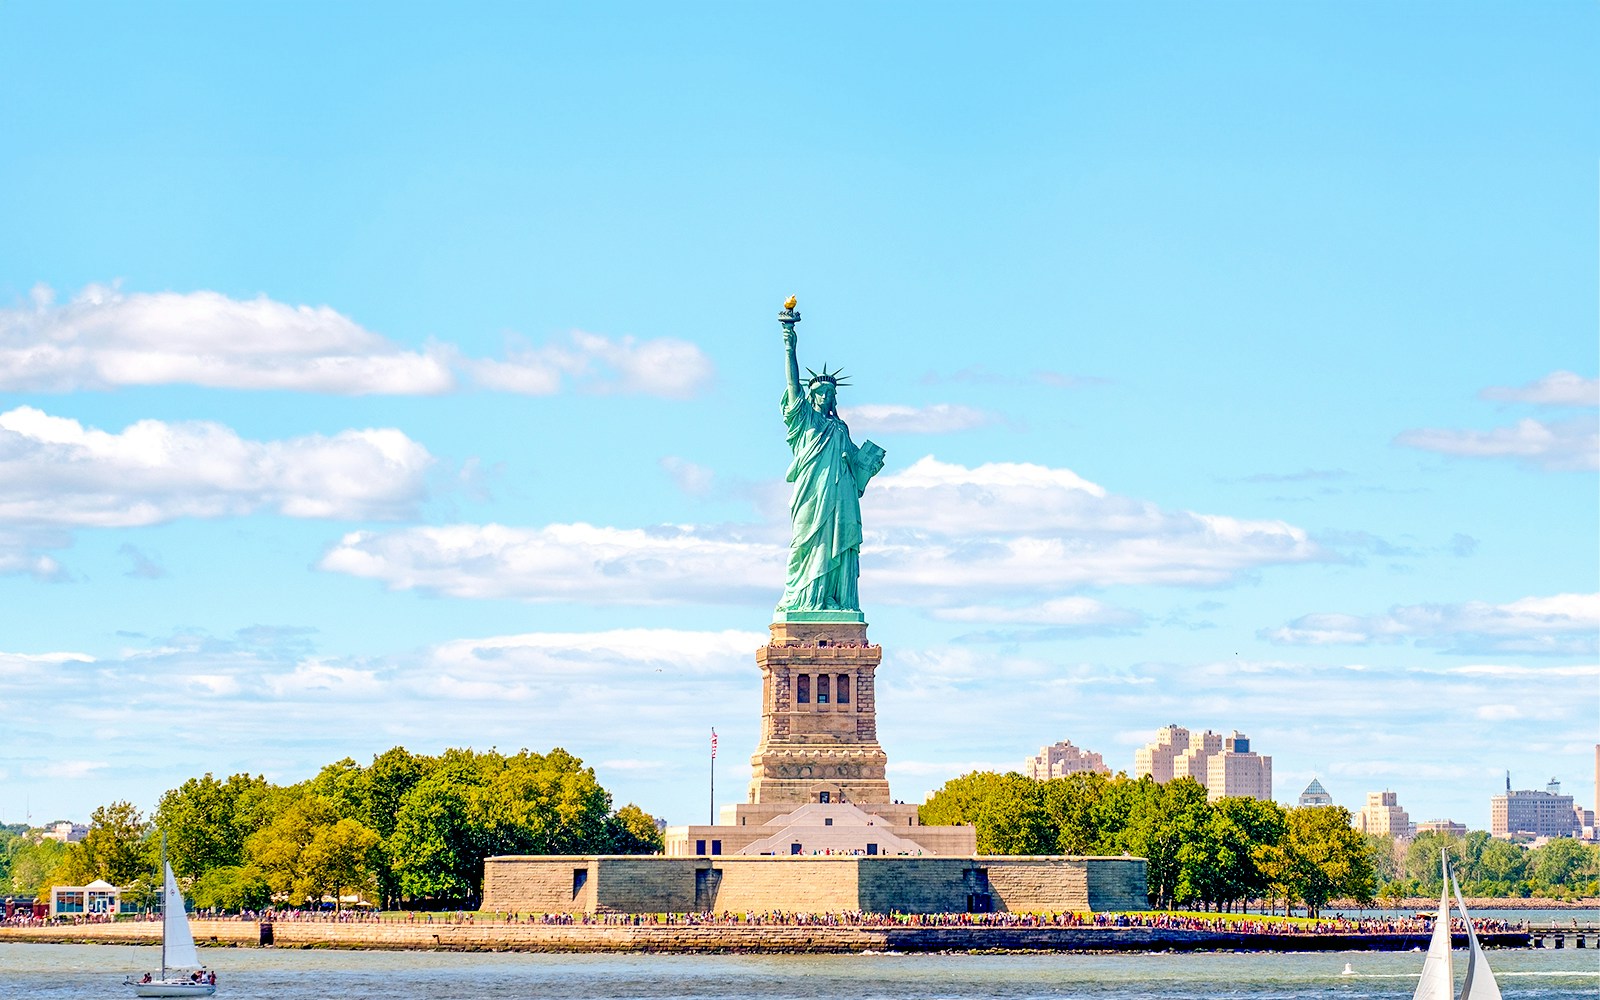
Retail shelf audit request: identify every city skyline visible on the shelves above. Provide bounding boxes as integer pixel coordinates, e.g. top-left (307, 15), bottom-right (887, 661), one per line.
top-left (0, 3), bottom-right (1595, 832)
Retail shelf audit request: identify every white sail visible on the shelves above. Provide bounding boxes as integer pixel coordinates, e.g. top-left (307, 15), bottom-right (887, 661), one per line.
top-left (161, 862), bottom-right (202, 971)
top-left (1411, 855), bottom-right (1454, 1000)
top-left (1451, 869), bottom-right (1502, 1000)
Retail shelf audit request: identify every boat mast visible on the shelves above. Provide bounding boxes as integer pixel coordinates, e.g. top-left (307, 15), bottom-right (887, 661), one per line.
top-left (159, 830), bottom-right (167, 982)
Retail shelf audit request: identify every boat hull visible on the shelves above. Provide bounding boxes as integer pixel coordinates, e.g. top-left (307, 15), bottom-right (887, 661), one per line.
top-left (130, 980), bottom-right (216, 997)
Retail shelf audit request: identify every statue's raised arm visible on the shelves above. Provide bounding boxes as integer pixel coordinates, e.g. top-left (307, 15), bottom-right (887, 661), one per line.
top-left (774, 297), bottom-right (886, 618)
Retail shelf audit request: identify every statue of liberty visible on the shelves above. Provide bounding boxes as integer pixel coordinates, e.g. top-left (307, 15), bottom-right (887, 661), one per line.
top-left (775, 297), bottom-right (886, 616)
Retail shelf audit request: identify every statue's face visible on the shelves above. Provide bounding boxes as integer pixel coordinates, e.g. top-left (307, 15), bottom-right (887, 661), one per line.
top-left (810, 382), bottom-right (836, 412)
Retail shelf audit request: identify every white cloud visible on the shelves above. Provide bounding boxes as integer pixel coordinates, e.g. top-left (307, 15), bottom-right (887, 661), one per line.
top-left (463, 331), bottom-right (713, 398)
top-left (1261, 592), bottom-right (1600, 656)
top-left (2, 626), bottom-right (1595, 829)
top-left (1480, 370), bottom-right (1600, 407)
top-left (41, 761), bottom-right (108, 780)
top-left (0, 406), bottom-right (433, 577)
top-left (0, 283), bottom-right (455, 394)
top-left (319, 522), bottom-right (781, 603)
top-left (0, 406), bottom-right (433, 527)
top-left (320, 456), bottom-right (1323, 608)
top-left (931, 597), bottom-right (1144, 627)
top-left (1396, 417), bottom-right (1599, 472)
top-left (0, 284), bottom-right (715, 398)
top-left (844, 403), bottom-right (997, 434)
top-left (660, 456), bottom-right (716, 497)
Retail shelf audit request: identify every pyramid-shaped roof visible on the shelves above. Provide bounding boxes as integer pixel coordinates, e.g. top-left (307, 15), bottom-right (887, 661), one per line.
top-left (1301, 777), bottom-right (1329, 797)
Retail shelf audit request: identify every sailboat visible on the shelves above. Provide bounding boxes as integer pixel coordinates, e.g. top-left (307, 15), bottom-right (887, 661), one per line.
top-left (123, 839), bottom-right (216, 997)
top-left (1412, 851), bottom-right (1502, 1000)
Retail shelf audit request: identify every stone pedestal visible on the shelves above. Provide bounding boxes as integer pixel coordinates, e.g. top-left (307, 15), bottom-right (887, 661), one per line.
top-left (748, 617), bottom-right (891, 805)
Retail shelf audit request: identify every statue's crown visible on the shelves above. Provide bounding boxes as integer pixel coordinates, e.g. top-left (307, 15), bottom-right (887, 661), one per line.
top-left (806, 364), bottom-right (850, 389)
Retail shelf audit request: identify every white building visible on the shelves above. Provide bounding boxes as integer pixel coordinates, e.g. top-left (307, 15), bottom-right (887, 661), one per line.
top-left (41, 821), bottom-right (87, 843)
top-left (1354, 790), bottom-right (1414, 839)
top-left (1023, 739), bottom-right (1110, 781)
top-left (1134, 726), bottom-right (1270, 802)
top-left (1206, 732), bottom-right (1272, 802)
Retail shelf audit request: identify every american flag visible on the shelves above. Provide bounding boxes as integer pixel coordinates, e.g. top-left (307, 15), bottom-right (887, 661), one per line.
top-left (710, 728), bottom-right (718, 759)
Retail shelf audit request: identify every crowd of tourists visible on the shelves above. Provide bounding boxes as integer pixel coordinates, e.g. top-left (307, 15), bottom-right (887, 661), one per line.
top-left (2, 907), bottom-right (1527, 936)
top-left (475, 909), bottom-right (1523, 935)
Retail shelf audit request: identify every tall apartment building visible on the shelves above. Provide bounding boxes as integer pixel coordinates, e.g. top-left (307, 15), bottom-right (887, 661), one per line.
top-left (1354, 791), bottom-right (1414, 838)
top-left (1135, 725), bottom-right (1224, 784)
top-left (1298, 778), bottom-right (1333, 807)
top-left (1023, 739), bottom-right (1110, 781)
top-left (1491, 775), bottom-right (1580, 839)
top-left (1206, 732), bottom-right (1272, 802)
top-left (1176, 730), bottom-right (1225, 784)
top-left (1134, 725), bottom-right (1191, 783)
top-left (1134, 725), bottom-right (1270, 802)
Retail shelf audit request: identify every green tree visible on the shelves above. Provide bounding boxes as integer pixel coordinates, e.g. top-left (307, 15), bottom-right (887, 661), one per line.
top-left (59, 801), bottom-right (154, 888)
top-left (605, 804), bottom-right (664, 854)
top-left (1404, 831), bottom-right (1464, 890)
top-left (386, 747), bottom-right (618, 904)
top-left (1530, 837), bottom-right (1595, 890)
top-left (921, 771), bottom-right (1054, 855)
top-left (302, 818), bottom-right (381, 909)
top-left (1277, 806), bottom-right (1375, 916)
top-left (246, 793), bottom-right (380, 908)
top-left (189, 865), bottom-right (271, 911)
top-left (156, 773), bottom-right (270, 880)
top-left (1104, 777), bottom-right (1210, 910)
top-left (1472, 837), bottom-right (1528, 893)
top-left (1040, 771), bottom-right (1110, 855)
top-left (4, 835), bottom-right (67, 896)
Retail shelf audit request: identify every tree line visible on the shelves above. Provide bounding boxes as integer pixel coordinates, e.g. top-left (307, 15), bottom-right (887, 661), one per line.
top-left (1, 746), bottom-right (662, 910)
top-left (919, 771), bottom-right (1599, 914)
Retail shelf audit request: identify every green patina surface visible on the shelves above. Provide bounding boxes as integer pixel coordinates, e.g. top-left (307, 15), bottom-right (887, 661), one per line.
top-left (774, 303), bottom-right (885, 617)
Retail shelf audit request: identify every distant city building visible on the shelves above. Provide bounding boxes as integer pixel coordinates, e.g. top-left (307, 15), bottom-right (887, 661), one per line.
top-left (1023, 739), bottom-right (1110, 781)
top-left (1492, 774), bottom-right (1580, 840)
top-left (1177, 731), bottom-right (1225, 785)
top-left (1135, 725), bottom-right (1223, 784)
top-left (1415, 819), bottom-right (1468, 838)
top-left (1206, 732), bottom-right (1272, 803)
top-left (1134, 725), bottom-right (1269, 802)
top-left (1354, 791), bottom-right (1414, 839)
top-left (1134, 725), bottom-right (1192, 784)
top-left (41, 822), bottom-right (86, 843)
top-left (1298, 778), bottom-right (1334, 807)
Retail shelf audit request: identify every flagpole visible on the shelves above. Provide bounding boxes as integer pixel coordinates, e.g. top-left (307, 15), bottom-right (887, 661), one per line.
top-left (709, 728), bottom-right (717, 826)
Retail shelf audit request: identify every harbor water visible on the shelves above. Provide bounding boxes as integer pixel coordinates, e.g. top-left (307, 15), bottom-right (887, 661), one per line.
top-left (2, 942), bottom-right (1595, 1000)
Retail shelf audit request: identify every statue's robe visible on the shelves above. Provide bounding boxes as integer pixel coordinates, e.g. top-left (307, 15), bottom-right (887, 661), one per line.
top-left (777, 388), bottom-right (881, 612)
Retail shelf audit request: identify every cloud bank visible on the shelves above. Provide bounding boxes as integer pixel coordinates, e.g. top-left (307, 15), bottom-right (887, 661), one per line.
top-left (844, 403), bottom-right (997, 434)
top-left (0, 406), bottom-right (434, 576)
top-left (0, 284), bottom-right (712, 398)
top-left (0, 628), bottom-right (763, 821)
top-left (1261, 592), bottom-right (1599, 656)
top-left (1397, 369), bottom-right (1599, 471)
top-left (320, 456), bottom-right (1323, 612)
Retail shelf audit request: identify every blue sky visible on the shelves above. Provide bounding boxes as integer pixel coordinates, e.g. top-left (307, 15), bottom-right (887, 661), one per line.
top-left (0, 2), bottom-right (1595, 832)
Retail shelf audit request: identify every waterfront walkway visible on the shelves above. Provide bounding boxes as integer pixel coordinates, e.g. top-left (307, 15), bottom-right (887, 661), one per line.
top-left (0, 909), bottom-right (1554, 953)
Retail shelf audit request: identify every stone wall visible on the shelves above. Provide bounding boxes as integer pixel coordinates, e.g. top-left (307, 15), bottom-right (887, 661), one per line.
top-left (482, 857), bottom-right (592, 913)
top-left (594, 858), bottom-right (700, 913)
top-left (709, 857), bottom-right (862, 912)
top-left (1085, 857), bottom-right (1149, 911)
top-left (484, 854), bottom-right (1145, 915)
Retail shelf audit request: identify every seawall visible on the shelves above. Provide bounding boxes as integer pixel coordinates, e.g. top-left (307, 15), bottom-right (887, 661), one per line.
top-left (0, 920), bottom-right (1536, 953)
